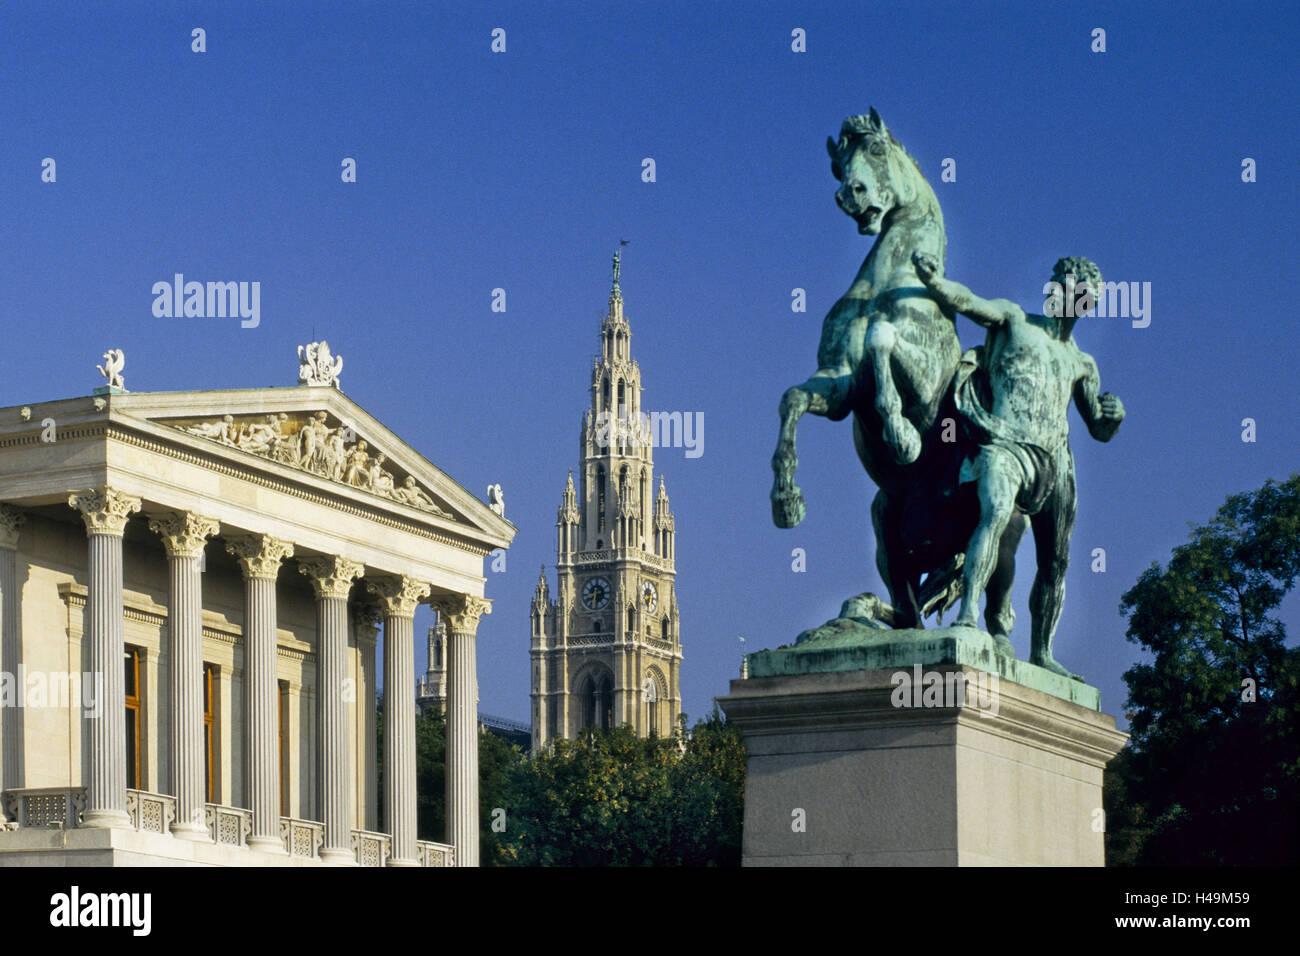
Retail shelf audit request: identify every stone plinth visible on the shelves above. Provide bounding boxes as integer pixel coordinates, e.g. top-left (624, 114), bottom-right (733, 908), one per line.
top-left (718, 638), bottom-right (1127, 866)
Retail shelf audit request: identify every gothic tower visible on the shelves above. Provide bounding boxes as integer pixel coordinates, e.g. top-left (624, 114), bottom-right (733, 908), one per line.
top-left (530, 250), bottom-right (681, 749)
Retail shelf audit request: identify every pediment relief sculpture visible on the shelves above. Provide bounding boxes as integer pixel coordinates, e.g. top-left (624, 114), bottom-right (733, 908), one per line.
top-left (169, 411), bottom-right (453, 519)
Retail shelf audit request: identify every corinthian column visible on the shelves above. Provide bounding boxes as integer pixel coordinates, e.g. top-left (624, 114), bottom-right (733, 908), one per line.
top-left (299, 555), bottom-right (365, 864)
top-left (352, 603), bottom-right (381, 832)
top-left (226, 533), bottom-right (294, 852)
top-left (366, 574), bottom-right (430, 867)
top-left (431, 593), bottom-right (491, 867)
top-left (149, 511), bottom-right (220, 840)
top-left (0, 505), bottom-right (25, 821)
top-left (69, 487), bottom-right (141, 829)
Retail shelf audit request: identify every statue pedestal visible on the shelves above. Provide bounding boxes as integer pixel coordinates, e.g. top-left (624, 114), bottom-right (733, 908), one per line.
top-left (717, 632), bottom-right (1127, 866)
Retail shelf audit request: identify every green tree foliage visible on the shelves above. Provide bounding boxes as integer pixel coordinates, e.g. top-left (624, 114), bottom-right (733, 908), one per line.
top-left (1108, 473), bottom-right (1300, 864)
top-left (495, 709), bottom-right (745, 866)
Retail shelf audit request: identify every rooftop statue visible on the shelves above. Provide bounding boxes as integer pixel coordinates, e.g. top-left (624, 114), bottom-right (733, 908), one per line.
top-left (97, 349), bottom-right (126, 391)
top-left (298, 341), bottom-right (343, 388)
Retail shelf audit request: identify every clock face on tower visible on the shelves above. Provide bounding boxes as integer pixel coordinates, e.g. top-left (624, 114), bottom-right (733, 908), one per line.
top-left (640, 580), bottom-right (658, 614)
top-left (582, 576), bottom-right (611, 611)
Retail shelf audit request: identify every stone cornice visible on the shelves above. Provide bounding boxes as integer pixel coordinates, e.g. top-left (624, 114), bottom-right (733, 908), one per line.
top-left (720, 667), bottom-right (1128, 768)
top-left (148, 511), bottom-right (221, 559)
top-left (68, 487), bottom-right (141, 536)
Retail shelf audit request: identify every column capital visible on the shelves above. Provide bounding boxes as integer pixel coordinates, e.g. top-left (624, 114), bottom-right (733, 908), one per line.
top-left (299, 555), bottom-right (366, 599)
top-left (225, 533), bottom-right (294, 579)
top-left (430, 594), bottom-right (492, 633)
top-left (68, 487), bottom-right (141, 536)
top-left (0, 504), bottom-right (25, 549)
top-left (366, 575), bottom-right (431, 619)
top-left (148, 511), bottom-right (220, 559)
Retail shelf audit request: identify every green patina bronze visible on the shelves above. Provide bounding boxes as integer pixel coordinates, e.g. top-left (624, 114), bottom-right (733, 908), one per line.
top-left (765, 110), bottom-right (1124, 690)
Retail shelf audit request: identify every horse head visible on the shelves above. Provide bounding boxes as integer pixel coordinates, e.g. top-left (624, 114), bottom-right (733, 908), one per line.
top-left (827, 108), bottom-right (925, 236)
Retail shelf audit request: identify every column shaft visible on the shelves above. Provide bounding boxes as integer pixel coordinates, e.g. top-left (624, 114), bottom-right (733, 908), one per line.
top-left (85, 531), bottom-right (130, 827)
top-left (383, 612), bottom-right (416, 864)
top-left (0, 511), bottom-right (23, 818)
top-left (319, 593), bottom-right (352, 861)
top-left (368, 574), bottom-right (428, 866)
top-left (245, 575), bottom-right (281, 849)
top-left (168, 552), bottom-right (207, 836)
top-left (227, 534), bottom-right (292, 853)
top-left (446, 624), bottom-right (479, 865)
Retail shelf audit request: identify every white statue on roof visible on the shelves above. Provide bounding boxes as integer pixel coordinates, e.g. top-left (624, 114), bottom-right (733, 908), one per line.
top-left (298, 341), bottom-right (343, 387)
top-left (97, 349), bottom-right (126, 390)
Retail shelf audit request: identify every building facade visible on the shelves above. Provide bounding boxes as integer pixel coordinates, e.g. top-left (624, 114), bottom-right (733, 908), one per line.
top-left (0, 347), bottom-right (514, 866)
top-left (530, 254), bottom-right (682, 750)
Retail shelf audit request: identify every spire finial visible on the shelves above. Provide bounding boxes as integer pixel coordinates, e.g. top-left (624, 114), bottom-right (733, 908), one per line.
top-left (612, 239), bottom-right (629, 293)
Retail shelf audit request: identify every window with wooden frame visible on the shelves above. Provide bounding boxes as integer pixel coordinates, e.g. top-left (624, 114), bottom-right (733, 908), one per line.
top-left (124, 646), bottom-right (142, 790)
top-left (203, 663), bottom-right (218, 803)
top-left (278, 679), bottom-right (290, 816)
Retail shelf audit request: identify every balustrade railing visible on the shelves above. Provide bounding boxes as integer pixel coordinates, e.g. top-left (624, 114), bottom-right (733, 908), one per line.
top-left (205, 803), bottom-right (252, 848)
top-left (126, 789), bottom-right (177, 834)
top-left (351, 828), bottom-right (391, 867)
top-left (281, 817), bottom-right (325, 859)
top-left (1, 787), bottom-right (86, 829)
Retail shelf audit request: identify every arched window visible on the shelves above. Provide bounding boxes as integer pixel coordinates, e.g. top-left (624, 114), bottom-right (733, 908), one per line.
top-left (601, 378), bottom-right (610, 412)
top-left (661, 618), bottom-right (669, 642)
top-left (593, 620), bottom-right (601, 633)
top-left (627, 606), bottom-right (635, 632)
top-left (644, 673), bottom-right (662, 737)
top-left (598, 675), bottom-right (613, 729)
top-left (579, 676), bottom-right (596, 731)
top-left (617, 380), bottom-right (626, 418)
top-left (596, 466), bottom-right (606, 532)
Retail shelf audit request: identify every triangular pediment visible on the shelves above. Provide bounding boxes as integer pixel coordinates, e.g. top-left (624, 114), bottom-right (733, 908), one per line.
top-left (102, 388), bottom-right (513, 548)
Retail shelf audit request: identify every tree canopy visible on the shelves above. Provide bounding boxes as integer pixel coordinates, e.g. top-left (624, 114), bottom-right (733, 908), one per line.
top-left (1107, 473), bottom-right (1300, 865)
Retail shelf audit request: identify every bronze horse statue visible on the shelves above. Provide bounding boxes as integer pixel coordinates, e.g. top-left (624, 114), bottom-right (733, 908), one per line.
top-left (770, 109), bottom-right (1024, 639)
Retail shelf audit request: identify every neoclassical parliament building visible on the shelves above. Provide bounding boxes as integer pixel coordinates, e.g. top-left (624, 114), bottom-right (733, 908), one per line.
top-left (0, 345), bottom-right (513, 866)
top-left (530, 253), bottom-right (683, 748)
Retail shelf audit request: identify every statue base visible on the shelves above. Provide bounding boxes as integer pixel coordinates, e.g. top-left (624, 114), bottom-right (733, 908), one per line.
top-left (718, 628), bottom-right (1127, 866)
top-left (751, 618), bottom-right (1100, 710)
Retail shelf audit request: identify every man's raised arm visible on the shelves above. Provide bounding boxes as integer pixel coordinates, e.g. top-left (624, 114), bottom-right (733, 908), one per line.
top-left (912, 252), bottom-right (1020, 329)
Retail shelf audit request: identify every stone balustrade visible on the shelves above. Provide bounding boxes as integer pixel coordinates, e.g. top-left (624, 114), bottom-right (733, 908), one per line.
top-left (351, 828), bottom-right (391, 867)
top-left (280, 817), bottom-right (326, 859)
top-left (2, 787), bottom-right (87, 829)
top-left (206, 803), bottom-right (253, 847)
top-left (416, 839), bottom-right (455, 867)
top-left (126, 789), bottom-right (177, 834)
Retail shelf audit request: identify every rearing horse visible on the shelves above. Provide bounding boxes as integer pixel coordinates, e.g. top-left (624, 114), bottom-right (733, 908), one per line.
top-left (771, 110), bottom-right (1019, 631)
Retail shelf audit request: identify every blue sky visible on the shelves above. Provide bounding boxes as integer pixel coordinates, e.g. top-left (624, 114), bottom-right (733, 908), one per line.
top-left (2, 1), bottom-right (1297, 728)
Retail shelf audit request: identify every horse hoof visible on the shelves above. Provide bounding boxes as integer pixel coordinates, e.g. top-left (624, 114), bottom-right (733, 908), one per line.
top-left (771, 488), bottom-right (806, 528)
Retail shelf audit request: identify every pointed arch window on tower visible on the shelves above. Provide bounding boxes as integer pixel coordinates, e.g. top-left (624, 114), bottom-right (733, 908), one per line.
top-left (580, 676), bottom-right (596, 731)
top-left (599, 674), bottom-right (613, 729)
top-left (597, 466), bottom-right (606, 532)
top-left (601, 378), bottom-right (610, 413)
